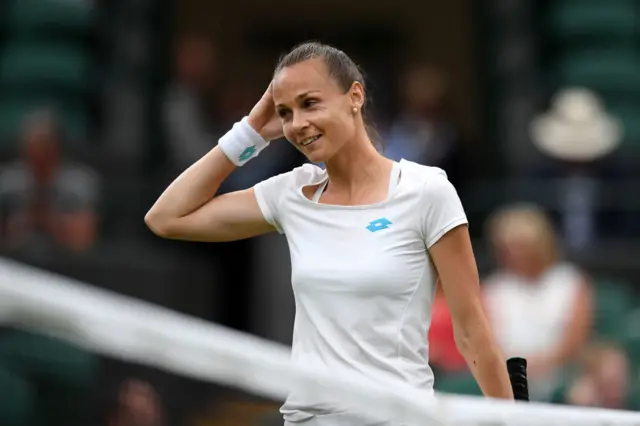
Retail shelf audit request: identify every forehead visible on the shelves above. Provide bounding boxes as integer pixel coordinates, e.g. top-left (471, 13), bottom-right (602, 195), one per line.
top-left (272, 58), bottom-right (340, 104)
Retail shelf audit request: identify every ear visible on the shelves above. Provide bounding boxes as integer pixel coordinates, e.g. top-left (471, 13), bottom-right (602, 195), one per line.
top-left (349, 81), bottom-right (365, 110)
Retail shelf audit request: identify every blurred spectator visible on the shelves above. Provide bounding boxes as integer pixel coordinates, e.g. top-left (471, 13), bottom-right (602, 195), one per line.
top-left (555, 342), bottom-right (638, 410)
top-left (529, 89), bottom-right (623, 252)
top-left (483, 204), bottom-right (592, 401)
top-left (428, 280), bottom-right (467, 374)
top-left (384, 63), bottom-right (462, 185)
top-left (0, 109), bottom-right (100, 253)
top-left (108, 379), bottom-right (164, 426)
top-left (163, 34), bottom-right (222, 173)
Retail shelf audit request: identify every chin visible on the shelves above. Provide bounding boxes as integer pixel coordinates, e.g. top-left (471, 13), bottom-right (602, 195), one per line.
top-left (304, 149), bottom-right (332, 164)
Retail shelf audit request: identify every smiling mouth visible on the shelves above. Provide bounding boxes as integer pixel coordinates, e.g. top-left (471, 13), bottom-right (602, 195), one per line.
top-left (300, 135), bottom-right (322, 146)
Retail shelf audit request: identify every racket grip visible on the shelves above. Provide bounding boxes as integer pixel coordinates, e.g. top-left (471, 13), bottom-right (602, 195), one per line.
top-left (507, 357), bottom-right (529, 401)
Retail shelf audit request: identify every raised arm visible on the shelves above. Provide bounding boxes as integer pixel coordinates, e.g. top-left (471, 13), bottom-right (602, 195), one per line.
top-left (145, 83), bottom-right (284, 242)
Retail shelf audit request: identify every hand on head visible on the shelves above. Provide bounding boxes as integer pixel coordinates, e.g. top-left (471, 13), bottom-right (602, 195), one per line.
top-left (247, 82), bottom-right (283, 141)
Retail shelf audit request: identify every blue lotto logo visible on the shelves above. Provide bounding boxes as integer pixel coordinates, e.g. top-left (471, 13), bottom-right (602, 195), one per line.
top-left (239, 145), bottom-right (256, 161)
top-left (366, 217), bottom-right (392, 232)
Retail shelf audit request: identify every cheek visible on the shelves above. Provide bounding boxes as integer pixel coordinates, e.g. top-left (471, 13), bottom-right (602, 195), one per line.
top-left (320, 108), bottom-right (353, 138)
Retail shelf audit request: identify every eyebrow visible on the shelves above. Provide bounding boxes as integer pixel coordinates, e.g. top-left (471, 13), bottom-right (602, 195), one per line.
top-left (275, 90), bottom-right (321, 108)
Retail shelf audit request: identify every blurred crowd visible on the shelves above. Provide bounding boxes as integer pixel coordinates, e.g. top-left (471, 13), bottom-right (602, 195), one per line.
top-left (0, 0), bottom-right (639, 425)
top-left (429, 204), bottom-right (640, 411)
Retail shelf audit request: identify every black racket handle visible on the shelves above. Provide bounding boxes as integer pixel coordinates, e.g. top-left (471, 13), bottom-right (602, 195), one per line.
top-left (507, 357), bottom-right (529, 401)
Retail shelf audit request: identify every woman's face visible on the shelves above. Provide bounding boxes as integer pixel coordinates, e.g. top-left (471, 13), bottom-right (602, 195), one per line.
top-left (272, 58), bottom-right (361, 163)
top-left (493, 237), bottom-right (540, 277)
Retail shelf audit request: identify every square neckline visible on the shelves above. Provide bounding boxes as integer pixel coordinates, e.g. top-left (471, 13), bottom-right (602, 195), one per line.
top-left (297, 160), bottom-right (403, 210)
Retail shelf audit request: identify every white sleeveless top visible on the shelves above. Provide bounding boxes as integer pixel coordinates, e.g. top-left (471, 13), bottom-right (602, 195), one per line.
top-left (483, 262), bottom-right (583, 400)
top-left (254, 160), bottom-right (468, 423)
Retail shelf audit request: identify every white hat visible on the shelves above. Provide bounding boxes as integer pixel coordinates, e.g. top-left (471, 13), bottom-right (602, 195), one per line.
top-left (529, 87), bottom-right (622, 161)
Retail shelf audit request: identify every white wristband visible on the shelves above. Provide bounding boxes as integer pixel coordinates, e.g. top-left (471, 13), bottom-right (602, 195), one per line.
top-left (218, 117), bottom-right (269, 167)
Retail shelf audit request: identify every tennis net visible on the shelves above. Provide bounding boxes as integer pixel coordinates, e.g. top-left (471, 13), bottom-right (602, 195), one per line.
top-left (0, 257), bottom-right (639, 426)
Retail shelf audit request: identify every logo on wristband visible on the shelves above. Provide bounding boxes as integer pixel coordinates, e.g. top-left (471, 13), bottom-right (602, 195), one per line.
top-left (239, 145), bottom-right (256, 161)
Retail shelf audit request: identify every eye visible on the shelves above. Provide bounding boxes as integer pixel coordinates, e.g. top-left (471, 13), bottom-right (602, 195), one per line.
top-left (277, 108), bottom-right (291, 119)
top-left (303, 98), bottom-right (318, 108)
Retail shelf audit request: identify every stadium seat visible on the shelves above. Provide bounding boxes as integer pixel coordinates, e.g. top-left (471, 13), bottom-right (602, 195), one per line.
top-left (550, 47), bottom-right (640, 152)
top-left (0, 1), bottom-right (95, 154)
top-left (5, 0), bottom-right (94, 34)
top-left (591, 278), bottom-right (635, 342)
top-left (543, 2), bottom-right (640, 153)
top-left (0, 364), bottom-right (34, 426)
top-left (606, 102), bottom-right (640, 146)
top-left (622, 307), bottom-right (640, 362)
top-left (553, 48), bottom-right (640, 95)
top-left (0, 41), bottom-right (90, 92)
top-left (546, 0), bottom-right (637, 39)
top-left (0, 329), bottom-right (96, 426)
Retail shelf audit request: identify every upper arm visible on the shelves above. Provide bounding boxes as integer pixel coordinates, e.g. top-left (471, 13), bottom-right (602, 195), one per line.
top-left (147, 163), bottom-right (294, 242)
top-left (429, 225), bottom-right (484, 330)
top-left (420, 170), bottom-right (484, 334)
top-left (563, 276), bottom-right (593, 346)
top-left (153, 187), bottom-right (277, 242)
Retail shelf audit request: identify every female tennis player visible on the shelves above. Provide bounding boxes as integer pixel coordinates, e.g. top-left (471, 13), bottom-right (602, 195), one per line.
top-left (146, 42), bottom-right (513, 425)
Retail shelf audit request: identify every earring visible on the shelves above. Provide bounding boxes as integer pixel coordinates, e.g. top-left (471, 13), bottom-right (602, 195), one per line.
top-left (352, 107), bottom-right (358, 114)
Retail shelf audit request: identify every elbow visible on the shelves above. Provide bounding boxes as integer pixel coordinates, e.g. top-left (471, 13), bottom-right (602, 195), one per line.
top-left (144, 210), bottom-right (172, 238)
top-left (453, 316), bottom-right (497, 359)
top-left (454, 329), bottom-right (475, 358)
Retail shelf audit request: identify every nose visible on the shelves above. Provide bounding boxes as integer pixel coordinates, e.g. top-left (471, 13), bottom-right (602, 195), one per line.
top-left (291, 111), bottom-right (309, 134)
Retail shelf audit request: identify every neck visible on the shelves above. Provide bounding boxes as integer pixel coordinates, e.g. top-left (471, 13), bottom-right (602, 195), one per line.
top-left (31, 166), bottom-right (56, 184)
top-left (324, 131), bottom-right (391, 192)
top-left (517, 262), bottom-right (550, 280)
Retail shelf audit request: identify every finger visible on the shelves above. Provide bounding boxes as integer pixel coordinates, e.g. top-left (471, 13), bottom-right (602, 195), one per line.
top-left (264, 81), bottom-right (274, 97)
